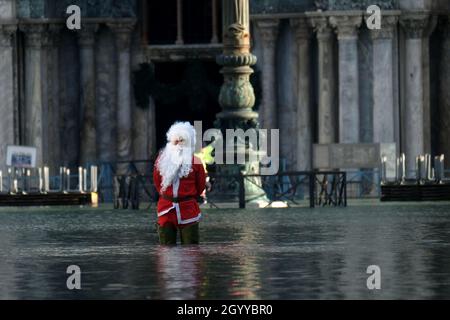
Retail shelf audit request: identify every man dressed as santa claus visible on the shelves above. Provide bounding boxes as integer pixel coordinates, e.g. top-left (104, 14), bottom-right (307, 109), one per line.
top-left (153, 122), bottom-right (206, 245)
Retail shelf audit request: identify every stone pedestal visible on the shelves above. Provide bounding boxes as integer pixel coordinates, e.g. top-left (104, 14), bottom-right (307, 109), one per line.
top-left (400, 14), bottom-right (429, 177)
top-left (308, 14), bottom-right (336, 144)
top-left (290, 17), bottom-right (312, 171)
top-left (330, 14), bottom-right (362, 144)
top-left (78, 24), bottom-right (98, 166)
top-left (371, 15), bottom-right (398, 145)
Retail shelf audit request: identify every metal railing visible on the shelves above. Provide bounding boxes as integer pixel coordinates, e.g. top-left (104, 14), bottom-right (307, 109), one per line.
top-left (206, 171), bottom-right (347, 209)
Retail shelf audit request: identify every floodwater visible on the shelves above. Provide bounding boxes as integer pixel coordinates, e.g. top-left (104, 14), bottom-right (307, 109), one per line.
top-left (1, 201), bottom-right (450, 299)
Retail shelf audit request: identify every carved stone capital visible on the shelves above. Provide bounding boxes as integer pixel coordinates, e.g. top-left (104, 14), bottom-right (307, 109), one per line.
top-left (290, 17), bottom-right (312, 41)
top-left (77, 24), bottom-right (99, 48)
top-left (20, 24), bottom-right (48, 48)
top-left (400, 14), bottom-right (429, 39)
top-left (370, 15), bottom-right (398, 40)
top-left (108, 21), bottom-right (136, 51)
top-left (0, 24), bottom-right (17, 47)
top-left (254, 19), bottom-right (279, 48)
top-left (308, 16), bottom-right (333, 41)
top-left (329, 15), bottom-right (362, 40)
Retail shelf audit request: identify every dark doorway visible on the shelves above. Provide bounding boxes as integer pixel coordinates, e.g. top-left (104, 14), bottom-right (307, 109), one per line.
top-left (153, 60), bottom-right (223, 150)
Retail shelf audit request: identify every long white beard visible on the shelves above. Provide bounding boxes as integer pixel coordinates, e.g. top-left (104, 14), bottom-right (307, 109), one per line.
top-left (157, 143), bottom-right (193, 191)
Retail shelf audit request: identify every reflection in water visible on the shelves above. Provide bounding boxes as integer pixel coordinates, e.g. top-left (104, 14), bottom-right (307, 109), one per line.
top-left (155, 246), bottom-right (204, 300)
top-left (1, 203), bottom-right (450, 299)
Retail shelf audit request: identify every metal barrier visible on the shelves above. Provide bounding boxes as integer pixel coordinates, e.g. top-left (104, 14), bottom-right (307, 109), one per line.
top-left (206, 171), bottom-right (347, 209)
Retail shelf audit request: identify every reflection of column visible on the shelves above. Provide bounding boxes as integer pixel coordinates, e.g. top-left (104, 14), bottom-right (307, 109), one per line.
top-left (176, 0), bottom-right (183, 45)
top-left (78, 24), bottom-right (98, 165)
top-left (371, 15), bottom-right (398, 144)
top-left (211, 0), bottom-right (219, 44)
top-left (254, 19), bottom-right (279, 130)
top-left (22, 24), bottom-right (47, 167)
top-left (309, 15), bottom-right (336, 144)
top-left (47, 24), bottom-right (63, 172)
top-left (439, 18), bottom-right (450, 167)
top-left (400, 14), bottom-right (429, 176)
top-left (290, 17), bottom-right (312, 171)
top-left (0, 24), bottom-right (17, 172)
top-left (330, 15), bottom-right (362, 144)
top-left (109, 22), bottom-right (136, 174)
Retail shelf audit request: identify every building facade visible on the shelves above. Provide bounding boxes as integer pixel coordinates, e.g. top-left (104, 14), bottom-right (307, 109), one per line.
top-left (0, 0), bottom-right (449, 176)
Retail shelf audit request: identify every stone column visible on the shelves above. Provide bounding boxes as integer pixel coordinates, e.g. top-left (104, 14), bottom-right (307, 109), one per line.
top-left (253, 19), bottom-right (279, 130)
top-left (21, 24), bottom-right (47, 167)
top-left (290, 17), bottom-right (312, 171)
top-left (400, 14), bottom-right (429, 177)
top-left (175, 0), bottom-right (184, 45)
top-left (439, 17), bottom-right (450, 167)
top-left (109, 21), bottom-right (136, 174)
top-left (46, 24), bottom-right (63, 173)
top-left (370, 15), bottom-right (398, 144)
top-left (0, 24), bottom-right (17, 172)
top-left (308, 15), bottom-right (336, 144)
top-left (211, 0), bottom-right (219, 44)
top-left (330, 14), bottom-right (362, 144)
top-left (78, 24), bottom-right (98, 166)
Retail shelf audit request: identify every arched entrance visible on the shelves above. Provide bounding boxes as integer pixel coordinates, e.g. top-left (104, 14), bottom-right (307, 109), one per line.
top-left (152, 60), bottom-right (223, 150)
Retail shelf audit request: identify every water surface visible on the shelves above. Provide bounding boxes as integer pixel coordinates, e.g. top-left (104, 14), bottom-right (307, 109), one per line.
top-left (1, 201), bottom-right (450, 299)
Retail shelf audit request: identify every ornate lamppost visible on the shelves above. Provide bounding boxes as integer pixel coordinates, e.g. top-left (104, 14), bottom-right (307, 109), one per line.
top-left (214, 0), bottom-right (268, 205)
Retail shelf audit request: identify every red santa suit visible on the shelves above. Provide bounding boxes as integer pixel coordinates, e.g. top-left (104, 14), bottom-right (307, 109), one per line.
top-left (153, 156), bottom-right (206, 228)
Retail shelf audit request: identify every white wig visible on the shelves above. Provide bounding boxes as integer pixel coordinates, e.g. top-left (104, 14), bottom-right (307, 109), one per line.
top-left (157, 122), bottom-right (197, 191)
top-left (166, 121), bottom-right (197, 150)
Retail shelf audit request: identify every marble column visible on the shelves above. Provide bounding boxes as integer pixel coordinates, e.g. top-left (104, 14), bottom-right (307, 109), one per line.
top-left (330, 14), bottom-right (362, 144)
top-left (0, 24), bottom-right (17, 172)
top-left (400, 14), bottom-right (429, 177)
top-left (439, 17), bottom-right (450, 167)
top-left (308, 15), bottom-right (336, 144)
top-left (46, 24), bottom-right (63, 173)
top-left (21, 24), bottom-right (48, 167)
top-left (109, 22), bottom-right (136, 174)
top-left (371, 16), bottom-right (398, 144)
top-left (290, 17), bottom-right (312, 171)
top-left (254, 19), bottom-right (279, 130)
top-left (176, 0), bottom-right (183, 45)
top-left (78, 24), bottom-right (98, 166)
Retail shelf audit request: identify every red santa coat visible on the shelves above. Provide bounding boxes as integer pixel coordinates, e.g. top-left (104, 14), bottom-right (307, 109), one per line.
top-left (153, 156), bottom-right (206, 225)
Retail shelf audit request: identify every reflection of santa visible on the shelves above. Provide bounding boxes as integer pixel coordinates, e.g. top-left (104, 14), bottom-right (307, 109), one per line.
top-left (153, 122), bottom-right (206, 245)
top-left (155, 246), bottom-right (204, 300)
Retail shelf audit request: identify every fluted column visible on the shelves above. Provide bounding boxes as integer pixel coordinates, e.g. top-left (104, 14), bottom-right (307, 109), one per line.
top-left (21, 24), bottom-right (48, 167)
top-left (370, 15), bottom-right (398, 144)
top-left (109, 22), bottom-right (136, 174)
top-left (0, 24), bottom-right (17, 172)
top-left (308, 15), bottom-right (336, 144)
top-left (176, 0), bottom-right (183, 45)
top-left (254, 19), bottom-right (279, 130)
top-left (47, 24), bottom-right (63, 172)
top-left (400, 14), bottom-right (429, 177)
top-left (439, 17), bottom-right (450, 167)
top-left (330, 14), bottom-right (362, 144)
top-left (290, 17), bottom-right (312, 171)
top-left (78, 24), bottom-right (98, 166)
